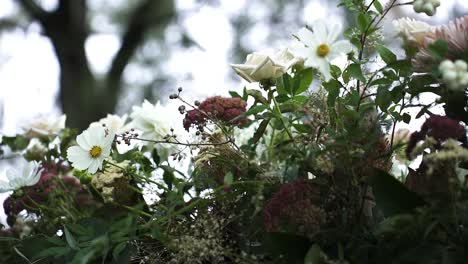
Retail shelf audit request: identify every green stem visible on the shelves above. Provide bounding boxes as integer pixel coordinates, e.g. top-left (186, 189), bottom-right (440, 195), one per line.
top-left (271, 94), bottom-right (295, 143)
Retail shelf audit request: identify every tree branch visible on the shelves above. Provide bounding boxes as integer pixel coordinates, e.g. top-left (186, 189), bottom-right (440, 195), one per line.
top-left (106, 0), bottom-right (175, 91)
top-left (15, 0), bottom-right (49, 22)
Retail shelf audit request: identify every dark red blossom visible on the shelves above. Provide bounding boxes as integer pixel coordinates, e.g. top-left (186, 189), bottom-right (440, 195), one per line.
top-left (264, 180), bottom-right (325, 235)
top-left (406, 115), bottom-right (466, 158)
top-left (183, 96), bottom-right (248, 131)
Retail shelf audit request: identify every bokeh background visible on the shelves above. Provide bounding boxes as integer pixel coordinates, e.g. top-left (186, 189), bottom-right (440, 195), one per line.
top-left (0, 0), bottom-right (467, 225)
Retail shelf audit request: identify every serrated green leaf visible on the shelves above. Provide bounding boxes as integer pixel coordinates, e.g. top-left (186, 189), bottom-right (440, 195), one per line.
top-left (344, 63), bottom-right (366, 83)
top-left (376, 45), bottom-right (397, 64)
top-left (293, 68), bottom-right (314, 95)
top-left (376, 86), bottom-right (392, 112)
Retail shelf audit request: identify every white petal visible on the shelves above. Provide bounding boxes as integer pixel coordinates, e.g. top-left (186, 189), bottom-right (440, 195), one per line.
top-left (0, 179), bottom-right (13, 193)
top-left (5, 168), bottom-right (17, 181)
top-left (67, 146), bottom-right (93, 170)
top-left (327, 23), bottom-right (341, 43)
top-left (296, 28), bottom-right (315, 46)
top-left (76, 131), bottom-right (92, 150)
top-left (88, 159), bottom-right (101, 174)
top-left (292, 46), bottom-right (312, 59)
top-left (86, 126), bottom-right (104, 146)
top-left (316, 59), bottom-right (332, 81)
top-left (329, 40), bottom-right (353, 60)
top-left (312, 20), bottom-right (327, 42)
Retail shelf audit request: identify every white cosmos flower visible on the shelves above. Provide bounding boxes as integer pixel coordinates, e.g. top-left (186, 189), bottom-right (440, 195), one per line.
top-left (67, 126), bottom-right (114, 174)
top-left (90, 114), bottom-right (128, 135)
top-left (0, 160), bottom-right (43, 193)
top-left (22, 114), bottom-right (66, 138)
top-left (293, 21), bottom-right (353, 81)
top-left (230, 48), bottom-right (303, 83)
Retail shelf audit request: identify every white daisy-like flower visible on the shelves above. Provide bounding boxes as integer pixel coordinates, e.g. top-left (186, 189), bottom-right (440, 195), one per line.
top-left (0, 160), bottom-right (43, 193)
top-left (67, 126), bottom-right (114, 174)
top-left (130, 100), bottom-right (174, 140)
top-left (230, 48), bottom-right (303, 83)
top-left (22, 114), bottom-right (66, 138)
top-left (293, 20), bottom-right (353, 81)
top-left (130, 100), bottom-right (183, 160)
top-left (89, 114), bottom-right (128, 135)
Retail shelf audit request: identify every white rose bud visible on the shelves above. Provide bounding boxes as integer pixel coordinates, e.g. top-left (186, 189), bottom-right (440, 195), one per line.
top-left (231, 49), bottom-right (302, 83)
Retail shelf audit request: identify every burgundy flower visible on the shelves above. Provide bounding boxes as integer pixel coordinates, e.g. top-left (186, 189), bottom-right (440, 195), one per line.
top-left (264, 180), bottom-right (325, 235)
top-left (183, 96), bottom-right (248, 131)
top-left (406, 115), bottom-right (466, 157)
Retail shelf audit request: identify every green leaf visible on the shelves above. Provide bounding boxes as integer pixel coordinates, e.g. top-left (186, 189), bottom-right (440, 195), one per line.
top-left (64, 226), bottom-right (80, 250)
top-left (246, 89), bottom-right (268, 104)
top-left (376, 45), bottom-right (397, 64)
top-left (252, 119), bottom-right (270, 144)
top-left (304, 244), bottom-right (322, 264)
top-left (369, 169), bottom-right (426, 217)
top-left (375, 86), bottom-right (392, 111)
top-left (402, 113), bottom-right (411, 124)
top-left (330, 64), bottom-right (342, 79)
top-left (356, 13), bottom-right (372, 32)
top-left (163, 167), bottom-right (175, 190)
top-left (323, 80), bottom-right (342, 107)
top-left (428, 39), bottom-right (448, 59)
top-left (277, 73), bottom-right (293, 95)
top-left (223, 172), bottom-right (233, 186)
top-left (243, 105), bottom-right (268, 117)
top-left (113, 242), bottom-right (127, 260)
top-left (33, 246), bottom-right (70, 259)
top-left (373, 0), bottom-right (384, 13)
top-left (344, 63), bottom-right (366, 83)
top-left (293, 68), bottom-right (314, 95)
top-left (229, 91), bottom-right (242, 98)
top-left (1, 135), bottom-right (30, 151)
top-left (152, 148), bottom-right (160, 166)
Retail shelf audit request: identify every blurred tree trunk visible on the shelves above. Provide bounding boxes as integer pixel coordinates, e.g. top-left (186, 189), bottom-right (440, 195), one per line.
top-left (15, 0), bottom-right (174, 130)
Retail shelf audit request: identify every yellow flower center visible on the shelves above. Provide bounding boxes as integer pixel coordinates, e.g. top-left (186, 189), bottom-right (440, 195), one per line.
top-left (89, 146), bottom-right (102, 158)
top-left (316, 44), bottom-right (330, 57)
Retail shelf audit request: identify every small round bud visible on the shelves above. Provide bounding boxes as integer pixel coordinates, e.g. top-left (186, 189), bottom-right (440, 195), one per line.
top-left (194, 100), bottom-right (201, 106)
top-left (178, 87), bottom-right (183, 92)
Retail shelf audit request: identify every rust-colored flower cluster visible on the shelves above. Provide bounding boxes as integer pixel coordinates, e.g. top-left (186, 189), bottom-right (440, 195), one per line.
top-left (183, 96), bottom-right (248, 131)
top-left (264, 180), bottom-right (325, 235)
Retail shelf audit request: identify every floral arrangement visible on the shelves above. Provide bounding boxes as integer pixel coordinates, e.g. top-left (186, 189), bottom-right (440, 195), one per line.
top-left (1, 1), bottom-right (467, 263)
